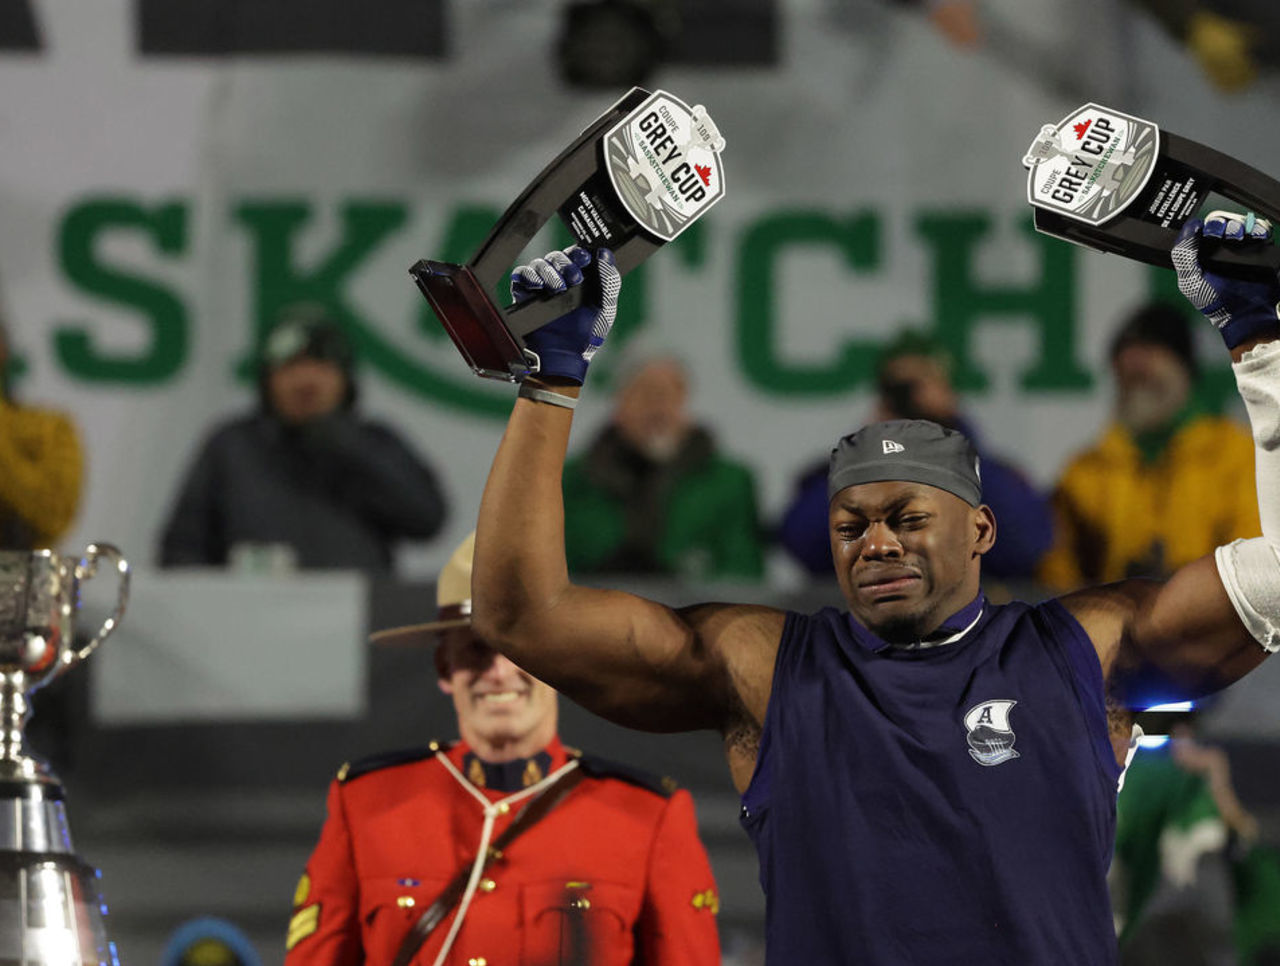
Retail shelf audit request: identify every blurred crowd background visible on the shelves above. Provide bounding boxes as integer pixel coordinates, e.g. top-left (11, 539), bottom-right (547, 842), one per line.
top-left (6, 0), bottom-right (1280, 963)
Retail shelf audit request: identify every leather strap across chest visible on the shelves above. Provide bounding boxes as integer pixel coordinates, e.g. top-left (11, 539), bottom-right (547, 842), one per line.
top-left (390, 761), bottom-right (585, 966)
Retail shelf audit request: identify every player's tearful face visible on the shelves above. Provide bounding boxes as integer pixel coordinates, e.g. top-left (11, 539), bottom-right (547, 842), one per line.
top-left (437, 629), bottom-right (558, 755)
top-left (829, 481), bottom-right (991, 643)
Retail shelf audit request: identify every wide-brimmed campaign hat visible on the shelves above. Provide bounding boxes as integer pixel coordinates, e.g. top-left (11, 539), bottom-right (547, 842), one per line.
top-left (369, 532), bottom-right (474, 646)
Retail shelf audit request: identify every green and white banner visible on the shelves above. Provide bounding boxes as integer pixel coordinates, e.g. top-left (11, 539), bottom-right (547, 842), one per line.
top-left (1, 0), bottom-right (1275, 572)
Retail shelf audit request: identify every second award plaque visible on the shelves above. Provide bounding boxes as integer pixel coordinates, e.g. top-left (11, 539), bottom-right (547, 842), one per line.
top-left (411, 87), bottom-right (727, 381)
top-left (1023, 102), bottom-right (1280, 279)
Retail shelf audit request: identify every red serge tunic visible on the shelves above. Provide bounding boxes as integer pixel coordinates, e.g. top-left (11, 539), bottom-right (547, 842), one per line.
top-left (286, 736), bottom-right (721, 966)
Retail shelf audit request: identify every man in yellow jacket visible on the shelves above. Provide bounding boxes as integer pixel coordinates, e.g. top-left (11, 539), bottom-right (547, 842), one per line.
top-left (0, 313), bottom-right (82, 550)
top-left (1040, 300), bottom-right (1259, 590)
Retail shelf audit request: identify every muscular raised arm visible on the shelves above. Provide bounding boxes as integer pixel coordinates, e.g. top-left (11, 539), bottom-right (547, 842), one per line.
top-left (1062, 556), bottom-right (1265, 710)
top-left (471, 248), bottom-right (783, 738)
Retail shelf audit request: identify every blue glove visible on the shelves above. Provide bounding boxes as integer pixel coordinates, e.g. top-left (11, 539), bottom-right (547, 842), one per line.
top-left (1172, 209), bottom-right (1280, 349)
top-left (510, 246), bottom-right (620, 385)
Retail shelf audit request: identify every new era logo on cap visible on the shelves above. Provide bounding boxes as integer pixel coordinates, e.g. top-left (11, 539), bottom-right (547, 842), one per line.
top-left (828, 419), bottom-right (982, 506)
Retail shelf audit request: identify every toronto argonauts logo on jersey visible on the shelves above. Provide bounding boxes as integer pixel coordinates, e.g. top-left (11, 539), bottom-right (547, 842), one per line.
top-left (963, 700), bottom-right (1020, 766)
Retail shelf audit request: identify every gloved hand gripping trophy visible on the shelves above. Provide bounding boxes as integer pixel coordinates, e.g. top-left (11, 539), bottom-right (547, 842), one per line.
top-left (512, 246), bottom-right (621, 388)
top-left (1174, 210), bottom-right (1280, 349)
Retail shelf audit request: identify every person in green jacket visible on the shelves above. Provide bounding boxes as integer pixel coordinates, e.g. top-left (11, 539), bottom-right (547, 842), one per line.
top-left (1113, 724), bottom-right (1280, 966)
top-left (562, 351), bottom-right (765, 580)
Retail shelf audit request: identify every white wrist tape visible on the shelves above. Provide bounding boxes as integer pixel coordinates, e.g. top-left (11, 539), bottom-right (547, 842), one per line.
top-left (1215, 340), bottom-right (1280, 652)
top-left (517, 382), bottom-right (578, 410)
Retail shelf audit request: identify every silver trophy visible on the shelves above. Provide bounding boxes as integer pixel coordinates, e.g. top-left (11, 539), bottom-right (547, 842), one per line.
top-left (0, 545), bottom-right (130, 966)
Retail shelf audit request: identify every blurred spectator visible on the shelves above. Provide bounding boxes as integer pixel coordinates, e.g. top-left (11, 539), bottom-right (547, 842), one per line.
top-left (563, 351), bottom-right (765, 579)
top-left (1112, 725), bottom-right (1280, 966)
top-left (778, 331), bottom-right (1052, 582)
top-left (1128, 0), bottom-right (1267, 93)
top-left (1236, 846), bottom-right (1280, 966)
top-left (890, 0), bottom-right (981, 48)
top-left (1040, 301), bottom-right (1258, 590)
top-left (0, 306), bottom-right (83, 550)
top-left (158, 305), bottom-right (446, 572)
top-left (161, 917), bottom-right (263, 966)
top-left (896, 0), bottom-right (1273, 94)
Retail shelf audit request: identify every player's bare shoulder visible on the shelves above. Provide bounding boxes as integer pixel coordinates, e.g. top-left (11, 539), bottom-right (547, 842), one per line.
top-left (1053, 580), bottom-right (1153, 681)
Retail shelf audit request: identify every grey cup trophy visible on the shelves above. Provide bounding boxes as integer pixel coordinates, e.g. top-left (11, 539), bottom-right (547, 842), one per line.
top-left (0, 544), bottom-right (130, 966)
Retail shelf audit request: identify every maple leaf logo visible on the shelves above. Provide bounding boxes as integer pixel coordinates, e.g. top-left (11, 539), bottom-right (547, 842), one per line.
top-left (695, 163), bottom-right (712, 187)
top-left (1073, 119), bottom-right (1092, 141)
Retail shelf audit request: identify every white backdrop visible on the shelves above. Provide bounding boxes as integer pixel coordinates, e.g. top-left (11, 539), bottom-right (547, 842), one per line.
top-left (3, 0), bottom-right (1279, 577)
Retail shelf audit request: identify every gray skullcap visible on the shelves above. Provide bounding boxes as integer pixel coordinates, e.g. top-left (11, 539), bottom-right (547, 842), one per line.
top-left (828, 419), bottom-right (982, 506)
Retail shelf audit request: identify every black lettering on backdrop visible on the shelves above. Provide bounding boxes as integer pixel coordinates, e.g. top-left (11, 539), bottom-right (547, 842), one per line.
top-left (670, 0), bottom-right (778, 65)
top-left (3, 0), bottom-right (775, 63)
top-left (136, 0), bottom-right (447, 57)
top-left (0, 0), bottom-right (41, 51)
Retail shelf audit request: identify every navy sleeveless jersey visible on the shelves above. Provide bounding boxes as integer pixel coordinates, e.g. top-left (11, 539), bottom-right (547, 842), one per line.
top-left (740, 595), bottom-right (1121, 965)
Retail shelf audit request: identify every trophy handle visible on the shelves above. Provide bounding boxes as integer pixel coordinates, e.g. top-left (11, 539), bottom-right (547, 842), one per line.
top-left (1033, 208), bottom-right (1280, 281)
top-left (1165, 132), bottom-right (1280, 280)
top-left (66, 543), bottom-right (131, 667)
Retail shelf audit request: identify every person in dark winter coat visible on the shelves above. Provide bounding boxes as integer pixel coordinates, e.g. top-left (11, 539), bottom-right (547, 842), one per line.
top-left (158, 305), bottom-right (447, 572)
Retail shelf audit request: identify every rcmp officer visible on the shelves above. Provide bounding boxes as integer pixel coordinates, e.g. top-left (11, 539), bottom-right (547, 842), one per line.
top-left (283, 533), bottom-right (721, 966)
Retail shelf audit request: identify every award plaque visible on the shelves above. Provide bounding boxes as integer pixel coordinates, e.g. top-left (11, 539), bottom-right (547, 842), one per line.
top-left (410, 86), bottom-right (727, 381)
top-left (1023, 103), bottom-right (1280, 280)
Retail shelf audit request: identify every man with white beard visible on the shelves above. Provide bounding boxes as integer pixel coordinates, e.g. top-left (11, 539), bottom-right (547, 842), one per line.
top-left (1039, 300), bottom-right (1260, 589)
top-left (561, 351), bottom-right (765, 580)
